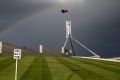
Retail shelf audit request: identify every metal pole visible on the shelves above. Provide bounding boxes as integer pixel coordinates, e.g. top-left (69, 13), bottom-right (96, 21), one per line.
top-left (15, 59), bottom-right (18, 80)
top-left (71, 36), bottom-right (98, 56)
top-left (69, 36), bottom-right (75, 56)
top-left (63, 37), bottom-right (69, 48)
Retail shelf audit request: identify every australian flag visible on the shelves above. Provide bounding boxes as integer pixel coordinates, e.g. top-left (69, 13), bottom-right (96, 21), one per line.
top-left (61, 9), bottom-right (69, 13)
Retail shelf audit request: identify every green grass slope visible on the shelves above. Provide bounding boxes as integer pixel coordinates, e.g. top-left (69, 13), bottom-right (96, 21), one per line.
top-left (1, 43), bottom-right (65, 57)
top-left (0, 56), bottom-right (120, 80)
top-left (2, 43), bottom-right (36, 56)
top-left (0, 43), bottom-right (120, 80)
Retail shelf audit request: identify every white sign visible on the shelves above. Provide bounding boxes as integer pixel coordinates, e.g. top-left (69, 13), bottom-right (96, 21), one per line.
top-left (14, 49), bottom-right (21, 59)
top-left (0, 42), bottom-right (2, 54)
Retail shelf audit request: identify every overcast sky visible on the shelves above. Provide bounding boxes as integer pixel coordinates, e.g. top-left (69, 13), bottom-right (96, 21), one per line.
top-left (0, 0), bottom-right (120, 57)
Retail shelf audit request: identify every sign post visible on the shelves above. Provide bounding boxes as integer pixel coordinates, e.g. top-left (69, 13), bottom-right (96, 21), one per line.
top-left (14, 49), bottom-right (21, 80)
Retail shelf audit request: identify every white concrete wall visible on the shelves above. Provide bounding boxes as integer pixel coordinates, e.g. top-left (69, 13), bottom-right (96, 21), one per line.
top-left (66, 20), bottom-right (72, 38)
top-left (0, 42), bottom-right (2, 54)
top-left (61, 47), bottom-right (64, 53)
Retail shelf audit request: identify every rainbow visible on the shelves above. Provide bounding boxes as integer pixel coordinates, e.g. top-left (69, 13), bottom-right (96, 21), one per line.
top-left (0, 6), bottom-right (54, 35)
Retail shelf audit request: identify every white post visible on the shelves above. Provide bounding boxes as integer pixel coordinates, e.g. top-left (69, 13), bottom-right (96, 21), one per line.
top-left (39, 45), bottom-right (43, 53)
top-left (62, 47), bottom-right (64, 53)
top-left (15, 59), bottom-right (18, 80)
top-left (66, 52), bottom-right (68, 55)
top-left (70, 50), bottom-right (72, 54)
top-left (0, 42), bottom-right (2, 54)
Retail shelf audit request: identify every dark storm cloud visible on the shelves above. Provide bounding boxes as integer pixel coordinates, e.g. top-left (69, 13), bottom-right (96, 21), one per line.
top-left (0, 0), bottom-right (55, 32)
top-left (0, 0), bottom-right (54, 16)
top-left (70, 0), bottom-right (120, 57)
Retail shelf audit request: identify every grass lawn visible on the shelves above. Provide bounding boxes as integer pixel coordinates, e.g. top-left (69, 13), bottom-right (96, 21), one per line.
top-left (0, 56), bottom-right (120, 80)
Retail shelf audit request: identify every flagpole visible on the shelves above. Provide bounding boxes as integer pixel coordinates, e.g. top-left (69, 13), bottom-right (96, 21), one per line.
top-left (67, 11), bottom-right (70, 21)
top-left (61, 9), bottom-right (76, 56)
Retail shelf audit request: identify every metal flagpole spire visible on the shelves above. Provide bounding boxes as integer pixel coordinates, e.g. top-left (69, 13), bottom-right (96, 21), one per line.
top-left (61, 9), bottom-right (76, 56)
top-left (61, 9), bottom-right (100, 57)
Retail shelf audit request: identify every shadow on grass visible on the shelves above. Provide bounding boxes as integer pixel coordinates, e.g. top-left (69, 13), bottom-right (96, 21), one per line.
top-left (0, 57), bottom-right (14, 71)
top-left (71, 58), bottom-right (120, 74)
top-left (55, 58), bottom-right (108, 80)
top-left (67, 70), bottom-right (81, 80)
top-left (20, 57), bottom-right (52, 80)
